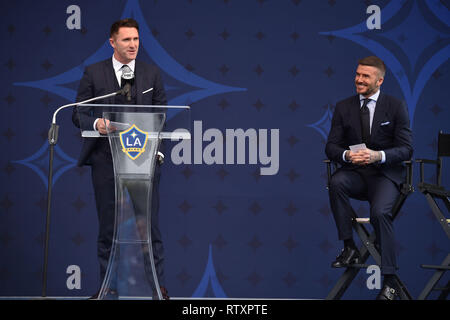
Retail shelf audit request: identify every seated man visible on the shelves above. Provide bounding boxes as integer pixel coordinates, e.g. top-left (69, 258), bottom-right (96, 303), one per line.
top-left (325, 56), bottom-right (413, 300)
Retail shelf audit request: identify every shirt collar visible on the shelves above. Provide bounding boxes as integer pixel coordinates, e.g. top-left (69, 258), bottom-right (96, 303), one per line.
top-left (359, 90), bottom-right (380, 103)
top-left (112, 56), bottom-right (135, 73)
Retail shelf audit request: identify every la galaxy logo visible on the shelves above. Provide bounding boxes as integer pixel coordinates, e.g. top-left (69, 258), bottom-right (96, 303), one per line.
top-left (120, 124), bottom-right (149, 160)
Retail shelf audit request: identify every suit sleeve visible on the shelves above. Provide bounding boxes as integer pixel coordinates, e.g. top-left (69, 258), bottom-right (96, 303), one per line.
top-left (151, 67), bottom-right (167, 106)
top-left (72, 66), bottom-right (97, 130)
top-left (382, 100), bottom-right (413, 165)
top-left (325, 103), bottom-right (348, 165)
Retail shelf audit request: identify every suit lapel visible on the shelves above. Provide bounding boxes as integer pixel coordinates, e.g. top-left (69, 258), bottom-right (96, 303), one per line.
top-left (135, 60), bottom-right (144, 105)
top-left (370, 92), bottom-right (388, 139)
top-left (350, 95), bottom-right (363, 143)
top-left (103, 59), bottom-right (118, 104)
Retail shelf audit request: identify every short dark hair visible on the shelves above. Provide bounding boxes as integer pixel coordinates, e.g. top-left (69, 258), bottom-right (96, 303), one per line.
top-left (358, 56), bottom-right (386, 77)
top-left (110, 18), bottom-right (139, 38)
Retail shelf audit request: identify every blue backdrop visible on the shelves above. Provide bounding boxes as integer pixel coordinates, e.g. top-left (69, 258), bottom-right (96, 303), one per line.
top-left (0, 0), bottom-right (449, 299)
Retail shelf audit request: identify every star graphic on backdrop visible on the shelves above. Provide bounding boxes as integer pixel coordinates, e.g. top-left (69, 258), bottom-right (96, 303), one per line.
top-left (324, 66), bottom-right (334, 77)
top-left (247, 271), bottom-right (262, 286)
top-left (185, 28), bottom-right (195, 39)
top-left (181, 166), bottom-right (194, 179)
top-left (213, 234), bottom-right (227, 250)
top-left (0, 195), bottom-right (13, 212)
top-left (248, 235), bottom-right (262, 251)
top-left (289, 66), bottom-right (299, 77)
top-left (254, 64), bottom-right (264, 77)
top-left (35, 195), bottom-right (47, 213)
top-left (319, 238), bottom-right (334, 254)
top-left (213, 200), bottom-right (228, 215)
top-left (317, 274), bottom-right (334, 288)
top-left (282, 272), bottom-right (297, 287)
top-left (288, 100), bottom-right (300, 112)
top-left (185, 63), bottom-right (195, 72)
top-left (285, 169), bottom-right (300, 182)
top-left (307, 104), bottom-right (334, 141)
top-left (219, 29), bottom-right (230, 40)
top-left (430, 104), bottom-right (442, 116)
top-left (13, 142), bottom-right (76, 188)
top-left (255, 31), bottom-right (265, 40)
top-left (3, 162), bottom-right (16, 176)
top-left (283, 236), bottom-right (298, 253)
top-left (40, 93), bottom-right (52, 106)
top-left (178, 200), bottom-right (193, 214)
top-left (426, 241), bottom-right (444, 260)
top-left (318, 204), bottom-right (331, 219)
top-left (71, 233), bottom-right (85, 246)
top-left (286, 135), bottom-right (299, 147)
top-left (72, 196), bottom-right (86, 213)
top-left (4, 93), bottom-right (15, 105)
top-left (217, 168), bottom-right (229, 180)
top-left (249, 202), bottom-right (262, 215)
top-left (178, 234), bottom-right (192, 249)
top-left (177, 268), bottom-right (192, 286)
top-left (43, 26), bottom-right (52, 36)
top-left (7, 24), bottom-right (15, 35)
top-left (5, 58), bottom-right (15, 70)
top-left (34, 232), bottom-right (45, 247)
top-left (251, 168), bottom-right (262, 182)
top-left (219, 64), bottom-right (230, 76)
top-left (284, 201), bottom-right (298, 216)
top-left (41, 60), bottom-right (52, 71)
top-left (218, 98), bottom-right (229, 110)
top-left (253, 99), bottom-right (264, 111)
top-left (2, 128), bottom-right (15, 141)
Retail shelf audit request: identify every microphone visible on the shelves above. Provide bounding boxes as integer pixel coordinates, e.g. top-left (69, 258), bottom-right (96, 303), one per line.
top-left (120, 65), bottom-right (134, 102)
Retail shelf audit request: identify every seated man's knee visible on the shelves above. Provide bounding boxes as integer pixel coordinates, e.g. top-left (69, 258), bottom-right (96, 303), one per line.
top-left (329, 172), bottom-right (348, 192)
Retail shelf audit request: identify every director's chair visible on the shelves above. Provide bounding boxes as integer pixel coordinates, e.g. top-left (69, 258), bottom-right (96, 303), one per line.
top-left (416, 131), bottom-right (450, 300)
top-left (323, 159), bottom-right (414, 300)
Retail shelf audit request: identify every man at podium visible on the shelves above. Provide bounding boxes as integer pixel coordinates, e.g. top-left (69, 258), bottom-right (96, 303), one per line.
top-left (72, 18), bottom-right (169, 299)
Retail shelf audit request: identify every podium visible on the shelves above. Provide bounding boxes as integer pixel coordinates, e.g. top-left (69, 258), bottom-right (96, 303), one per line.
top-left (76, 104), bottom-right (190, 299)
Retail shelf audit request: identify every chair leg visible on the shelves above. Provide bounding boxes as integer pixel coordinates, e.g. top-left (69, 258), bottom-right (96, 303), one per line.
top-left (425, 193), bottom-right (450, 239)
top-left (354, 225), bottom-right (413, 300)
top-left (437, 280), bottom-right (450, 300)
top-left (418, 254), bottom-right (450, 300)
top-left (326, 249), bottom-right (371, 300)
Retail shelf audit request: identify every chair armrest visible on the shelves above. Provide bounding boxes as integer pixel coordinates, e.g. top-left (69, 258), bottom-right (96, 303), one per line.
top-left (415, 159), bottom-right (439, 164)
top-left (401, 160), bottom-right (414, 194)
top-left (415, 158), bottom-right (441, 185)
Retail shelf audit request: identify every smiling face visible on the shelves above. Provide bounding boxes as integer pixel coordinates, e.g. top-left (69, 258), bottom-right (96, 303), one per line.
top-left (110, 27), bottom-right (139, 64)
top-left (355, 64), bottom-right (384, 97)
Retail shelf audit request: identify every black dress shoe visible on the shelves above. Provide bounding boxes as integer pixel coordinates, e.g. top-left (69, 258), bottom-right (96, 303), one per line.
top-left (331, 247), bottom-right (361, 268)
top-left (376, 284), bottom-right (398, 300)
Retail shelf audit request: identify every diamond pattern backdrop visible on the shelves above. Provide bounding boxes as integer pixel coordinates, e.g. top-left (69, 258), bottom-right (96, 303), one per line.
top-left (0, 0), bottom-right (449, 299)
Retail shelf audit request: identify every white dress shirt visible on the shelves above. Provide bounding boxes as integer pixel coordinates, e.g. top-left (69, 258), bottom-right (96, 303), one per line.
top-left (342, 90), bottom-right (386, 163)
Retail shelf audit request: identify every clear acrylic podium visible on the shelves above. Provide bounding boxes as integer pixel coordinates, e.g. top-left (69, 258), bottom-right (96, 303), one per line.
top-left (77, 104), bottom-right (190, 300)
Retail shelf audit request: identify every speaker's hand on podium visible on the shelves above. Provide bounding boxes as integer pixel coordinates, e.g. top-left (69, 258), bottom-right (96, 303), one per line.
top-left (96, 118), bottom-right (117, 135)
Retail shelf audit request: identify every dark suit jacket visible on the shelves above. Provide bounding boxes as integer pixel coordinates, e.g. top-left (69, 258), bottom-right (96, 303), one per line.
top-left (325, 92), bottom-right (413, 186)
top-left (72, 58), bottom-right (167, 166)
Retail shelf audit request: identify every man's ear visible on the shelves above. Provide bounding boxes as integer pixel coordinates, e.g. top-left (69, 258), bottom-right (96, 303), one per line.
top-left (377, 77), bottom-right (384, 87)
top-left (109, 37), bottom-right (115, 49)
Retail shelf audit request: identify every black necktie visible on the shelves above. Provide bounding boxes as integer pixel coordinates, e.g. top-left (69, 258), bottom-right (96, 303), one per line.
top-left (360, 98), bottom-right (370, 144)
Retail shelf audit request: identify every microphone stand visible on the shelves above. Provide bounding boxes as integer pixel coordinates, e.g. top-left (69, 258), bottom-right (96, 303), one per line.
top-left (42, 90), bottom-right (122, 298)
